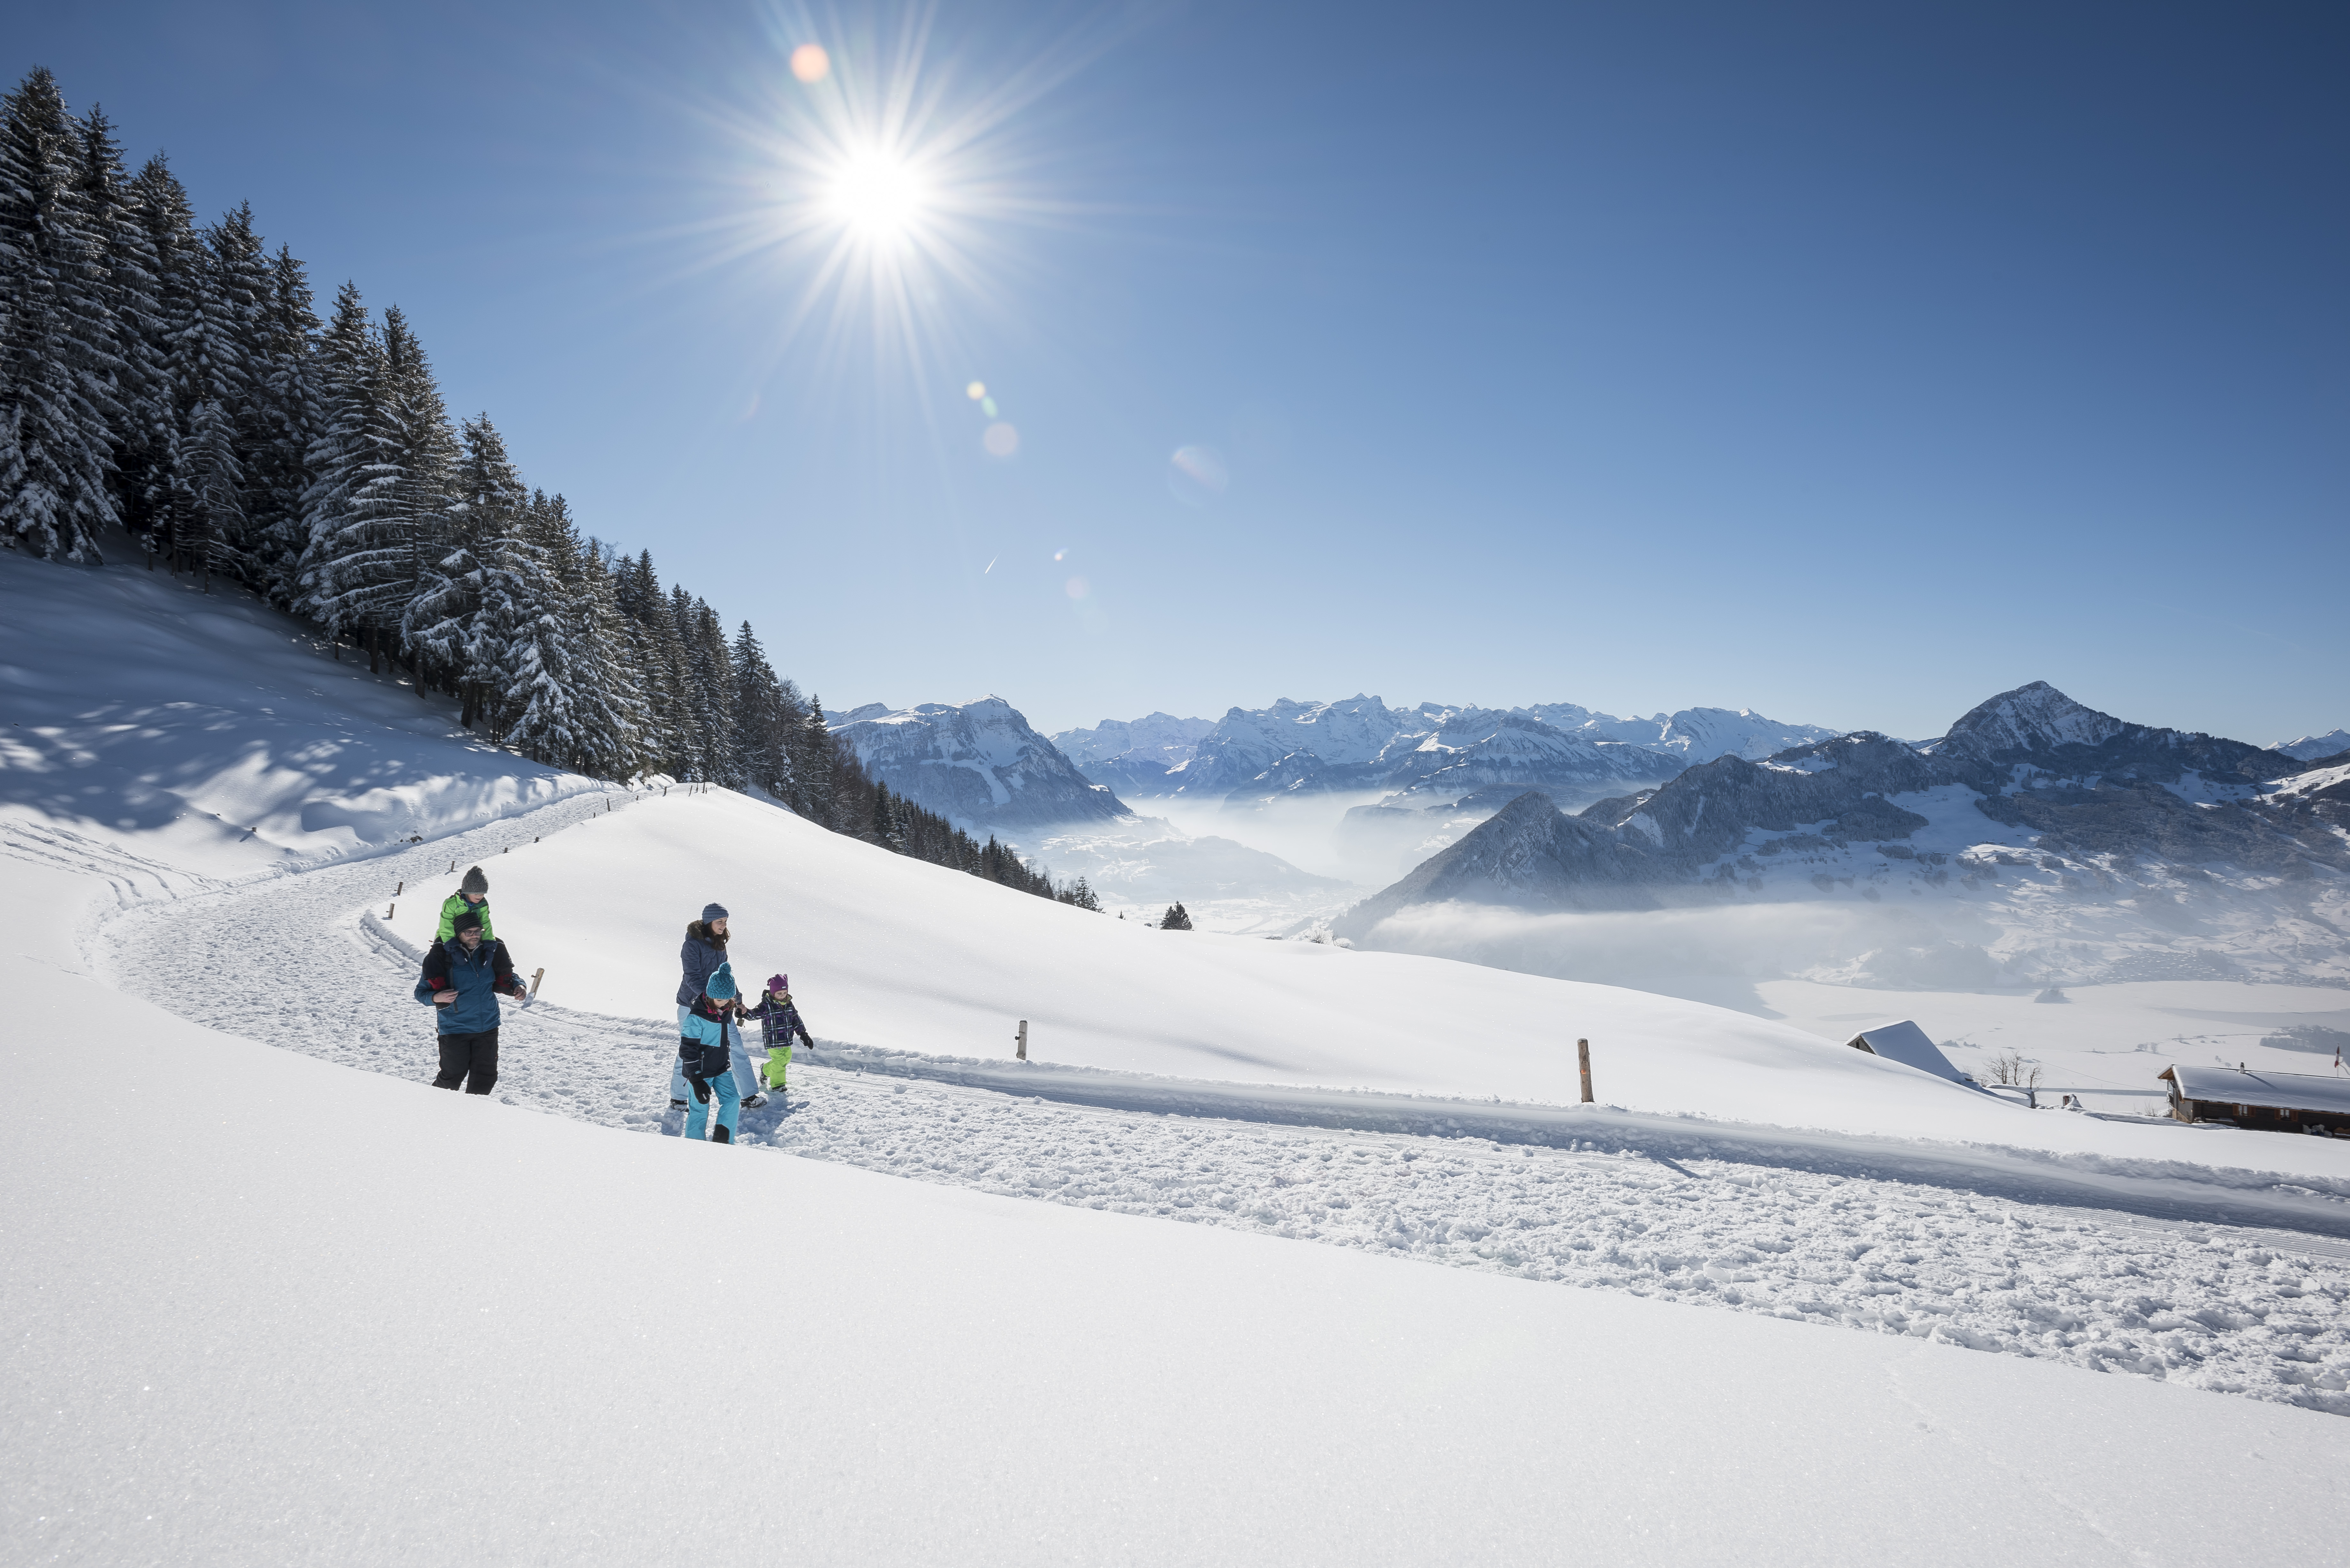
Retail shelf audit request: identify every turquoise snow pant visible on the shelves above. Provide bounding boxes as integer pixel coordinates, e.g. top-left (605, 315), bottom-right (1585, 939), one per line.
top-left (670, 1008), bottom-right (761, 1102)
top-left (682, 1058), bottom-right (741, 1142)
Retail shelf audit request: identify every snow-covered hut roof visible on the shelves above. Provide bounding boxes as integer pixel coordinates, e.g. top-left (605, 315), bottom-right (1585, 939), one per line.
top-left (1844, 1021), bottom-right (1969, 1084)
top-left (2160, 1066), bottom-right (2350, 1116)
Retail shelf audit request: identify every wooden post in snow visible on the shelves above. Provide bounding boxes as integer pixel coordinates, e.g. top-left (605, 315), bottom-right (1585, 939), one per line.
top-left (385, 903), bottom-right (395, 920)
top-left (1578, 1038), bottom-right (1594, 1104)
top-left (395, 880), bottom-right (403, 896)
top-left (1016, 1020), bottom-right (1028, 1062)
top-left (529, 968), bottom-right (545, 1000)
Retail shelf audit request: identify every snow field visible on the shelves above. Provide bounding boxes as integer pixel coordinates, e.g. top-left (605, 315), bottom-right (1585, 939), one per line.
top-left (87, 788), bottom-right (2350, 1414)
top-left (753, 1074), bottom-right (2350, 1412)
top-left (18, 951), bottom-right (2350, 1566)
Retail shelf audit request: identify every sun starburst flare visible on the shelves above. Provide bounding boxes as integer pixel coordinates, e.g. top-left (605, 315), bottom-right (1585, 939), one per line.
top-left (679, 2), bottom-right (1114, 421)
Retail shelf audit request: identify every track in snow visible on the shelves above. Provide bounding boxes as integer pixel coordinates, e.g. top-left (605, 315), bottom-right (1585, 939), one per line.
top-left (81, 789), bottom-right (2350, 1416)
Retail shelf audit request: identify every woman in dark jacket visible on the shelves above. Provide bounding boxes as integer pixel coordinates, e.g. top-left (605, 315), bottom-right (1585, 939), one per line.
top-left (670, 903), bottom-right (765, 1110)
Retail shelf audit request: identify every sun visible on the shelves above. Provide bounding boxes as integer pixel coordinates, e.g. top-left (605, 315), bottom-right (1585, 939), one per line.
top-left (825, 146), bottom-right (930, 241)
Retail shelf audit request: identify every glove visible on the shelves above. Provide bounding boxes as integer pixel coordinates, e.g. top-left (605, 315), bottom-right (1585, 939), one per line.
top-left (686, 1073), bottom-right (712, 1105)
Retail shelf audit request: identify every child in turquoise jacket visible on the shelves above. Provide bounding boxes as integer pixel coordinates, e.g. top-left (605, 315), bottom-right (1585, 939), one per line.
top-left (678, 961), bottom-right (744, 1144)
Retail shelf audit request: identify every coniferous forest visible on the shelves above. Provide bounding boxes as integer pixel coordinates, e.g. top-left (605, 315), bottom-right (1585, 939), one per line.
top-left (0, 67), bottom-right (1098, 911)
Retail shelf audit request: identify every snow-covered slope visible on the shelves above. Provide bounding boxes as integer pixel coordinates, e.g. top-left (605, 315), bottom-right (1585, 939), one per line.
top-left (833, 695), bottom-right (1130, 830)
top-left (0, 545), bottom-right (603, 880)
top-left (17, 928), bottom-right (2348, 1565)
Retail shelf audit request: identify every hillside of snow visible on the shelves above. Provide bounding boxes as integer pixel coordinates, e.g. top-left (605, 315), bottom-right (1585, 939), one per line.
top-left (17, 915), bottom-right (2349, 1565)
top-left (0, 543), bottom-right (603, 882)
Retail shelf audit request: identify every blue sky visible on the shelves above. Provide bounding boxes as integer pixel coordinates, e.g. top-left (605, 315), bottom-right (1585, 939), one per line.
top-left (18, 1), bottom-right (2346, 742)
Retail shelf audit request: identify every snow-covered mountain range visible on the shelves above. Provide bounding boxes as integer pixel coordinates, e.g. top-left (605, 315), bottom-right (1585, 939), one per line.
top-left (1332, 682), bottom-right (2350, 988)
top-left (1514, 703), bottom-right (1840, 760)
top-left (833, 697), bottom-right (1131, 830)
top-left (1052, 712), bottom-right (1219, 771)
top-left (2278, 729), bottom-right (2350, 763)
top-left (1054, 695), bottom-right (1836, 812)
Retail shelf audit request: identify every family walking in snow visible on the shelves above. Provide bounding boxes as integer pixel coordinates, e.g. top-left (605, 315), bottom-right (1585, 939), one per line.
top-left (413, 869), bottom-right (816, 1134)
top-left (413, 866), bottom-right (529, 1093)
top-left (669, 901), bottom-right (817, 1144)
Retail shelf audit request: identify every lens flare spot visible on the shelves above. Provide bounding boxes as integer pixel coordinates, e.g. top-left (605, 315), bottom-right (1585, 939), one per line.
top-left (982, 421), bottom-right (1020, 457)
top-left (1065, 576), bottom-right (1089, 599)
top-left (1167, 444), bottom-right (1229, 506)
top-left (981, 396), bottom-right (998, 417)
top-left (790, 43), bottom-right (830, 83)
top-left (966, 381), bottom-right (987, 400)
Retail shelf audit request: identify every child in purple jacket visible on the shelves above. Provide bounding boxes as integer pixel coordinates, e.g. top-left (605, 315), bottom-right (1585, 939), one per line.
top-left (742, 973), bottom-right (815, 1094)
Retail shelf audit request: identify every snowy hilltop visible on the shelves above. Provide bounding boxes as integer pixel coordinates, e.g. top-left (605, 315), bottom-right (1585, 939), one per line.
top-left (1333, 681), bottom-right (2349, 989)
top-left (1055, 693), bottom-right (1837, 813)
top-left (834, 697), bottom-right (1132, 831)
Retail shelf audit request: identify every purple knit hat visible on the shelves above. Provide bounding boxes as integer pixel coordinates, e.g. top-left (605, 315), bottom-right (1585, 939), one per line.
top-left (767, 973), bottom-right (788, 993)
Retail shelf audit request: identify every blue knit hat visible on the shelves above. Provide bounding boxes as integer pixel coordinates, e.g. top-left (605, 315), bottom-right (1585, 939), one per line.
top-left (706, 961), bottom-right (738, 1000)
top-left (701, 902), bottom-right (729, 923)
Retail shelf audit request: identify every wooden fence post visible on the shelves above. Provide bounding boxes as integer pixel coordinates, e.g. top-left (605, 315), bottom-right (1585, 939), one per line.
top-left (395, 880), bottom-right (403, 896)
top-left (385, 902), bottom-right (395, 920)
top-left (1016, 1020), bottom-right (1028, 1061)
top-left (529, 967), bottom-right (545, 1000)
top-left (1578, 1038), bottom-right (1593, 1104)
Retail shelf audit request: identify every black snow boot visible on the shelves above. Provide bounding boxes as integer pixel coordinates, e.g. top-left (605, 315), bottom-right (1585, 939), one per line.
top-left (710, 1124), bottom-right (732, 1145)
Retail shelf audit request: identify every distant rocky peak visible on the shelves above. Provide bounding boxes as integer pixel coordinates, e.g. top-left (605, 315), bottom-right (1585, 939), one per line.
top-left (2277, 729), bottom-right (2350, 763)
top-left (1935, 682), bottom-right (2125, 758)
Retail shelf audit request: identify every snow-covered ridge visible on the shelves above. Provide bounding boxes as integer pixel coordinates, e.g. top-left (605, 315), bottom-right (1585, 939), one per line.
top-left (2278, 729), bottom-right (2350, 763)
top-left (1068, 693), bottom-right (1839, 808)
top-left (833, 696), bottom-right (1130, 830)
top-left (1051, 712), bottom-right (1217, 769)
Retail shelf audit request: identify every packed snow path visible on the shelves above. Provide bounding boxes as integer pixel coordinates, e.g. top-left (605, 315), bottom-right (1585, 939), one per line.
top-left (85, 791), bottom-right (2350, 1416)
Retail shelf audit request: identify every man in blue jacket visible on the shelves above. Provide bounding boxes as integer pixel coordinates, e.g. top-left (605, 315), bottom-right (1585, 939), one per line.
top-left (415, 910), bottom-right (529, 1093)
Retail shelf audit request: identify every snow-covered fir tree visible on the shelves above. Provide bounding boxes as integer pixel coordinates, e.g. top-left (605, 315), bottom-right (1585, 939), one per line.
top-left (0, 68), bottom-right (123, 560)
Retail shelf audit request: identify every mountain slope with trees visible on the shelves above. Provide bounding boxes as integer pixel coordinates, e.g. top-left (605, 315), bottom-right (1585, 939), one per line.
top-left (0, 66), bottom-right (1090, 909)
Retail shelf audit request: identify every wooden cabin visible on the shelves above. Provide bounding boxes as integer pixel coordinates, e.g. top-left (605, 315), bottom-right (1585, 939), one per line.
top-left (2158, 1065), bottom-right (2350, 1134)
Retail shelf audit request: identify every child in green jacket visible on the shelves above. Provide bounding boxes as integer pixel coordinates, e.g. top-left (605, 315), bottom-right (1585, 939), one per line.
top-left (436, 865), bottom-right (497, 942)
